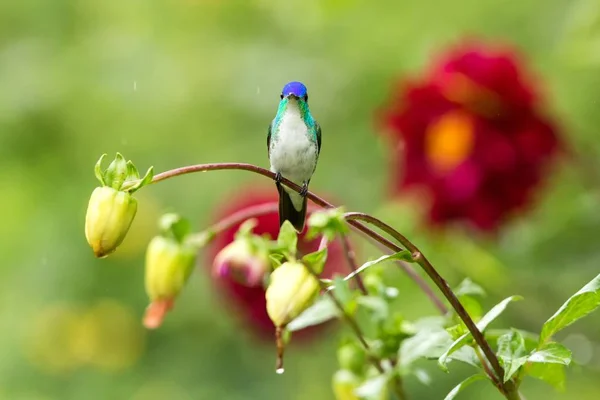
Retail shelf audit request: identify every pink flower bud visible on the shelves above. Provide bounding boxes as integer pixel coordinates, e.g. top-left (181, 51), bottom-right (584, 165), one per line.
top-left (213, 239), bottom-right (270, 287)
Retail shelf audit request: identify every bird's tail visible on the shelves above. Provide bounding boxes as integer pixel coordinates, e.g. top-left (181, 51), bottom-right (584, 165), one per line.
top-left (278, 184), bottom-right (306, 233)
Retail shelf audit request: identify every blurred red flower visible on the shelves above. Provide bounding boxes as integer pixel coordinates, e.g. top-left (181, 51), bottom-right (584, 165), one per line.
top-left (380, 42), bottom-right (562, 231)
top-left (206, 185), bottom-right (345, 341)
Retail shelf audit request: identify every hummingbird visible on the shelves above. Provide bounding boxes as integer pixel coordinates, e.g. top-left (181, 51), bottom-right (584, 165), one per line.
top-left (267, 81), bottom-right (321, 233)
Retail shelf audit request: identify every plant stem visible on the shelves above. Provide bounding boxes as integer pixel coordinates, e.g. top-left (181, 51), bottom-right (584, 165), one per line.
top-left (474, 346), bottom-right (501, 388)
top-left (149, 162), bottom-right (436, 306)
top-left (315, 237), bottom-right (407, 400)
top-left (140, 162), bottom-right (507, 397)
top-left (357, 230), bottom-right (448, 314)
top-left (210, 202), bottom-right (279, 234)
top-left (339, 233), bottom-right (368, 295)
top-left (314, 237), bottom-right (382, 372)
top-left (343, 212), bottom-right (508, 390)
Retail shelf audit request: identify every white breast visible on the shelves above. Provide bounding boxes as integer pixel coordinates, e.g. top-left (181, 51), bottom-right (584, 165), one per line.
top-left (269, 102), bottom-right (317, 187)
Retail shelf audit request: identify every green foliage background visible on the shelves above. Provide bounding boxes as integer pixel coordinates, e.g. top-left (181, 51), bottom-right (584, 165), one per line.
top-left (1, 0), bottom-right (600, 399)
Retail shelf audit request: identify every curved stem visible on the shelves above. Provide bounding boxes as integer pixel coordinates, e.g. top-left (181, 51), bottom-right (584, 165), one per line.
top-left (140, 162), bottom-right (512, 397)
top-left (339, 233), bottom-right (368, 295)
top-left (151, 162), bottom-right (435, 305)
top-left (358, 230), bottom-right (448, 314)
top-left (343, 212), bottom-right (511, 393)
top-left (211, 202), bottom-right (279, 234)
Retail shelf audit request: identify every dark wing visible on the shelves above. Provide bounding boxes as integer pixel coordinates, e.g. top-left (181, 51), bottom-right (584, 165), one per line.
top-left (267, 122), bottom-right (272, 154)
top-left (315, 122), bottom-right (321, 156)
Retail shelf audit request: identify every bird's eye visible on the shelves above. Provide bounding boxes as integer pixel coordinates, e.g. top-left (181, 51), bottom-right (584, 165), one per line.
top-left (280, 94), bottom-right (283, 99)
top-left (303, 95), bottom-right (308, 101)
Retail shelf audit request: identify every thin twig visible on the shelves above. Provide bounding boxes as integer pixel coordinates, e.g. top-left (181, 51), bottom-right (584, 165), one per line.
top-left (343, 212), bottom-right (508, 390)
top-left (355, 228), bottom-right (448, 314)
top-left (474, 346), bottom-right (502, 389)
top-left (211, 202), bottom-right (279, 234)
top-left (138, 162), bottom-right (516, 399)
top-left (339, 233), bottom-right (368, 295)
top-left (315, 236), bottom-right (384, 373)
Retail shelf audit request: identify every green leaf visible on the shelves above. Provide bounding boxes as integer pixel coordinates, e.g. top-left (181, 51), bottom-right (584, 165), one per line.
top-left (497, 329), bottom-right (527, 382)
top-left (528, 342), bottom-right (572, 366)
top-left (302, 248), bottom-right (328, 275)
top-left (94, 153), bottom-right (107, 185)
top-left (277, 220), bottom-right (298, 258)
top-left (528, 362), bottom-right (566, 391)
top-left (287, 296), bottom-right (340, 332)
top-left (344, 251), bottom-right (413, 284)
top-left (104, 152), bottom-right (128, 190)
top-left (421, 338), bottom-right (480, 368)
top-left (438, 296), bottom-right (522, 371)
top-left (486, 329), bottom-right (539, 353)
top-left (443, 374), bottom-right (486, 400)
top-left (455, 278), bottom-right (486, 297)
top-left (128, 166), bottom-right (154, 193)
top-left (400, 329), bottom-right (450, 368)
top-left (539, 273), bottom-right (600, 345)
top-left (413, 369), bottom-right (431, 386)
top-left (332, 276), bottom-right (355, 312)
top-left (306, 207), bottom-right (348, 240)
top-left (356, 296), bottom-right (389, 322)
top-left (354, 374), bottom-right (389, 399)
top-left (456, 295), bottom-right (483, 322)
top-left (447, 346), bottom-right (481, 368)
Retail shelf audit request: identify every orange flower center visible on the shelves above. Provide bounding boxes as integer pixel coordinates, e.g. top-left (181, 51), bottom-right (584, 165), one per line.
top-left (425, 111), bottom-right (475, 173)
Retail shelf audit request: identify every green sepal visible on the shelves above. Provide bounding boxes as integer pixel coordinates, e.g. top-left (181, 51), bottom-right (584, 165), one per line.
top-left (277, 220), bottom-right (298, 259)
top-left (105, 152), bottom-right (128, 190)
top-left (301, 248), bottom-right (328, 275)
top-left (185, 230), bottom-right (216, 249)
top-left (159, 213), bottom-right (192, 243)
top-left (306, 207), bottom-right (349, 241)
top-left (94, 153), bottom-right (107, 185)
top-left (127, 166), bottom-right (154, 193)
top-left (126, 160), bottom-right (140, 182)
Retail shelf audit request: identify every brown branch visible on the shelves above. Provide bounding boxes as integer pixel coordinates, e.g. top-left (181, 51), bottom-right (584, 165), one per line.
top-left (140, 162), bottom-right (517, 398)
top-left (343, 212), bottom-right (508, 390)
top-left (356, 228), bottom-right (448, 314)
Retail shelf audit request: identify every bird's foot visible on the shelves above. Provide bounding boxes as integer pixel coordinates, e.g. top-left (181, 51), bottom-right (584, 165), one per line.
top-left (299, 182), bottom-right (309, 197)
top-left (275, 172), bottom-right (282, 188)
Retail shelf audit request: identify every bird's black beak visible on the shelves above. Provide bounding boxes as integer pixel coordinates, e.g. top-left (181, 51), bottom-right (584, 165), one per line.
top-left (284, 93), bottom-right (299, 99)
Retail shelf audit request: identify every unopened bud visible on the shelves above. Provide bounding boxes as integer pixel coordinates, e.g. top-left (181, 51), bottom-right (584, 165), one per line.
top-left (265, 261), bottom-right (320, 328)
top-left (84, 153), bottom-right (153, 258)
top-left (337, 342), bottom-right (366, 375)
top-left (332, 370), bottom-right (361, 400)
top-left (85, 187), bottom-right (137, 258)
top-left (144, 234), bottom-right (196, 329)
top-left (213, 239), bottom-right (270, 287)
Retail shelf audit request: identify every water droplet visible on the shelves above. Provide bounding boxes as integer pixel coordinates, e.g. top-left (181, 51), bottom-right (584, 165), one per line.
top-left (275, 368), bottom-right (284, 375)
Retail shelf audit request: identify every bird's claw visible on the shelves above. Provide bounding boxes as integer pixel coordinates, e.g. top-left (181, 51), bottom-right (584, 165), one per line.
top-left (299, 183), bottom-right (309, 197)
top-left (275, 172), bottom-right (282, 188)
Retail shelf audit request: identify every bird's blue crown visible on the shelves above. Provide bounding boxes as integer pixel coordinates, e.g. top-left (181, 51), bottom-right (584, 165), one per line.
top-left (281, 81), bottom-right (308, 98)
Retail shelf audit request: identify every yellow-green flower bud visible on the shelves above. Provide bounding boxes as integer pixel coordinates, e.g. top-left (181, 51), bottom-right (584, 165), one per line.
top-left (265, 261), bottom-right (320, 328)
top-left (337, 342), bottom-right (366, 375)
top-left (85, 152), bottom-right (153, 258)
top-left (145, 236), bottom-right (196, 302)
top-left (332, 370), bottom-right (361, 400)
top-left (332, 369), bottom-right (389, 400)
top-left (85, 186), bottom-right (137, 258)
